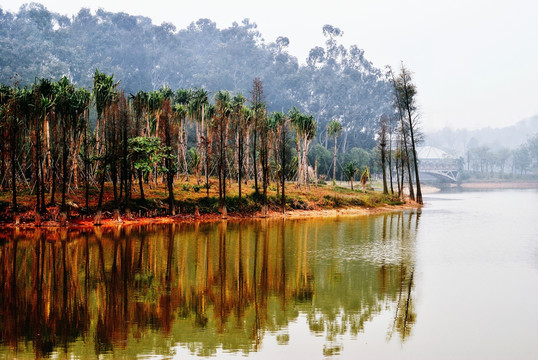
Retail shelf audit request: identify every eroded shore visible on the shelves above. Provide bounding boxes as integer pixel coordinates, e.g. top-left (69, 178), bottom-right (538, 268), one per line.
top-left (0, 200), bottom-right (421, 231)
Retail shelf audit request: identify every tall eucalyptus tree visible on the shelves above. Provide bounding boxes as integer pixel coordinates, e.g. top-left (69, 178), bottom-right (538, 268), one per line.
top-left (395, 64), bottom-right (422, 204)
top-left (387, 66), bottom-right (414, 202)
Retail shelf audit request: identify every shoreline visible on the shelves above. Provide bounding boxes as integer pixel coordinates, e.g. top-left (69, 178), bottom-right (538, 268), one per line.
top-left (459, 181), bottom-right (538, 189)
top-left (0, 201), bottom-right (421, 231)
top-left (413, 182), bottom-right (538, 194)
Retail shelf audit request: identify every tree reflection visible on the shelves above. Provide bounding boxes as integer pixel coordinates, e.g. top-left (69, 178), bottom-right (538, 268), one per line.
top-left (0, 211), bottom-right (419, 357)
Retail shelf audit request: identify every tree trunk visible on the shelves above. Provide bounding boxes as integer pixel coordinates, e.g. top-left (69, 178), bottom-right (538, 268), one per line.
top-left (388, 134), bottom-right (394, 195)
top-left (280, 124), bottom-right (286, 213)
top-left (10, 130), bottom-right (17, 213)
top-left (296, 135), bottom-right (302, 186)
top-left (253, 116), bottom-right (258, 194)
top-left (138, 169), bottom-right (145, 201)
top-left (381, 144), bottom-right (388, 194)
top-left (333, 135), bottom-right (338, 183)
top-left (61, 123), bottom-right (69, 212)
top-left (244, 126), bottom-right (251, 182)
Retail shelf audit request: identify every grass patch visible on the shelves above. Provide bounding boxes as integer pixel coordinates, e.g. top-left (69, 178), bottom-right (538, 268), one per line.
top-left (0, 177), bottom-right (410, 222)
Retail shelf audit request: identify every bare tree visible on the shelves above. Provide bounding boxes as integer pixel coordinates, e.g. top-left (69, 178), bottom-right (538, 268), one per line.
top-left (395, 64), bottom-right (423, 204)
top-left (387, 65), bottom-right (415, 202)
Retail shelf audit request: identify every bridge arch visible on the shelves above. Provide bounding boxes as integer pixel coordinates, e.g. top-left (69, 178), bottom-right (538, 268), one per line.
top-left (417, 146), bottom-right (461, 183)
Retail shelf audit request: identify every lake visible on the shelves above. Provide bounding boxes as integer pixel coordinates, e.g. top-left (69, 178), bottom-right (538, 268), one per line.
top-left (0, 189), bottom-right (537, 359)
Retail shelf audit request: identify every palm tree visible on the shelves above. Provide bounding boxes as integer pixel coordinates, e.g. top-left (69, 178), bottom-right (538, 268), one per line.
top-left (214, 90), bottom-right (231, 209)
top-left (258, 106), bottom-right (269, 207)
top-left (173, 88), bottom-right (191, 180)
top-left (93, 69), bottom-right (118, 157)
top-left (4, 87), bottom-right (25, 213)
top-left (93, 70), bottom-right (119, 211)
top-left (327, 119), bottom-right (343, 184)
top-left (269, 111), bottom-right (287, 212)
top-left (203, 103), bottom-right (215, 197)
top-left (130, 90), bottom-right (147, 200)
top-left (250, 78), bottom-right (264, 195)
top-left (35, 79), bottom-right (54, 214)
top-left (291, 111), bottom-right (317, 188)
top-left (231, 93), bottom-right (246, 206)
top-left (189, 88), bottom-right (209, 184)
top-left (360, 166), bottom-right (370, 192)
top-left (53, 77), bottom-right (75, 213)
top-left (159, 98), bottom-right (176, 214)
top-left (73, 88), bottom-right (91, 211)
top-left (288, 107), bottom-right (302, 185)
top-left (343, 162), bottom-right (358, 190)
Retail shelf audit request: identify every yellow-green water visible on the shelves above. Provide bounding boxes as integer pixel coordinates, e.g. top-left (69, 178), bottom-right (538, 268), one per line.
top-left (0, 189), bottom-right (537, 359)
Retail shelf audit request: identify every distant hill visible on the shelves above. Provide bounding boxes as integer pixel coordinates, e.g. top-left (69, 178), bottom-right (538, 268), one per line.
top-left (425, 115), bottom-right (538, 155)
top-left (0, 3), bottom-right (393, 149)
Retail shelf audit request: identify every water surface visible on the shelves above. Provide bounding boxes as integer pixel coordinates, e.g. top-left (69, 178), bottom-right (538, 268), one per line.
top-left (0, 189), bottom-right (537, 359)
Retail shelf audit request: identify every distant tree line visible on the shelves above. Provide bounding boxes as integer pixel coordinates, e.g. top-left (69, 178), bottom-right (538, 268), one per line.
top-left (465, 134), bottom-right (538, 175)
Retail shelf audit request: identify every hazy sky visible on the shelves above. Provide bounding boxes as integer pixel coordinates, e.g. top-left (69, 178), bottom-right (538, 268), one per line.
top-left (2, 0), bottom-right (538, 131)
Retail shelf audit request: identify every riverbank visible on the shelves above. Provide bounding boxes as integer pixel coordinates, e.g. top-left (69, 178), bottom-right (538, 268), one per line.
top-left (0, 203), bottom-right (421, 233)
top-left (459, 181), bottom-right (538, 189)
top-left (404, 181), bottom-right (538, 194)
top-left (0, 180), bottom-right (420, 230)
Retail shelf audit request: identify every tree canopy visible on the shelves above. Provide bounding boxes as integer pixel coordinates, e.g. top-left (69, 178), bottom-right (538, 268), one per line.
top-left (0, 3), bottom-right (392, 149)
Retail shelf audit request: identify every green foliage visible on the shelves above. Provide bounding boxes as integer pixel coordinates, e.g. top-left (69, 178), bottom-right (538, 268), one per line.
top-left (343, 162), bottom-right (359, 182)
top-left (187, 147), bottom-right (200, 173)
top-left (128, 137), bottom-right (167, 174)
top-left (93, 69), bottom-right (118, 119)
top-left (343, 147), bottom-right (371, 169)
top-left (327, 119), bottom-right (343, 137)
top-left (361, 166), bottom-right (370, 184)
top-left (308, 144), bottom-right (332, 176)
top-left (0, 6), bottom-right (392, 149)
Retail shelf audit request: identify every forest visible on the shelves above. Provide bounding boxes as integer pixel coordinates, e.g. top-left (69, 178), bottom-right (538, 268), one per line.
top-left (0, 3), bottom-right (424, 223)
top-left (0, 3), bottom-right (392, 150)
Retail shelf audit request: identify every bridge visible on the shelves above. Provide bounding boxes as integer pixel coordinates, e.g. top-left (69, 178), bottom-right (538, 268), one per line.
top-left (416, 146), bottom-right (461, 183)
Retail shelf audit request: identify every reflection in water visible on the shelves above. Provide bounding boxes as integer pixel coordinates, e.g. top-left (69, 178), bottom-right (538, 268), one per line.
top-left (0, 211), bottom-right (419, 358)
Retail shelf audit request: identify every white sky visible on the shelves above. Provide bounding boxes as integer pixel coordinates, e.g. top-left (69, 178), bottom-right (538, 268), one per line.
top-left (2, 0), bottom-right (538, 131)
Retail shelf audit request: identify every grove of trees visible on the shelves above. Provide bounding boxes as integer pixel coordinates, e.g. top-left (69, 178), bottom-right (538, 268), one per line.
top-left (0, 4), bottom-right (429, 221)
top-left (0, 4), bottom-right (393, 151)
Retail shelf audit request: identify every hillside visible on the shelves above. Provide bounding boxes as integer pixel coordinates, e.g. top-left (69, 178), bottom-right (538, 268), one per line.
top-left (0, 3), bottom-right (392, 149)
